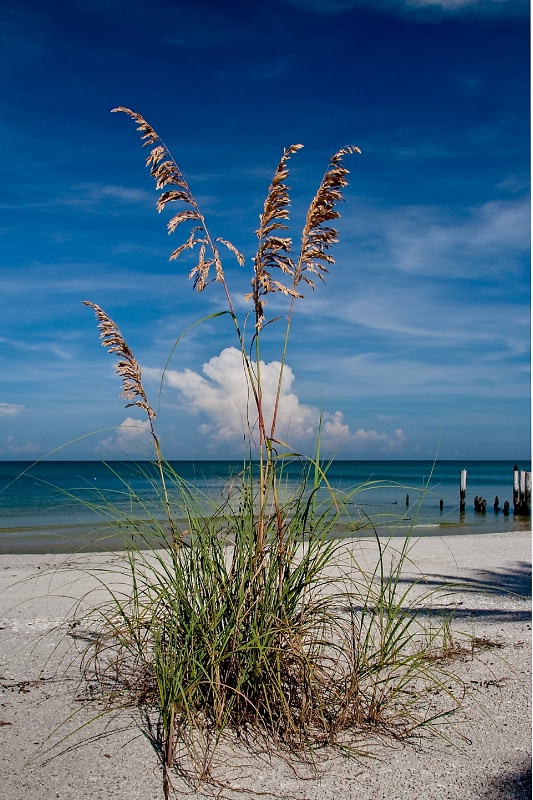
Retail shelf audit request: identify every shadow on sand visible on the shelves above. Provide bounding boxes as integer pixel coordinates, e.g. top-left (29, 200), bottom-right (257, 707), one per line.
top-left (481, 761), bottom-right (532, 800)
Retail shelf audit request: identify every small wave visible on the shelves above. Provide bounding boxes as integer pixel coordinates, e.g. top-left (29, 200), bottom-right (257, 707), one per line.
top-left (411, 523), bottom-right (441, 529)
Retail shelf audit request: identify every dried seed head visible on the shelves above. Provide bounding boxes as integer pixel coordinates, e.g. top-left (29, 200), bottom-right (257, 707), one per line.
top-left (83, 301), bottom-right (156, 420)
top-left (113, 107), bottom-right (245, 293)
top-left (294, 145), bottom-right (361, 290)
top-left (250, 144), bottom-right (303, 328)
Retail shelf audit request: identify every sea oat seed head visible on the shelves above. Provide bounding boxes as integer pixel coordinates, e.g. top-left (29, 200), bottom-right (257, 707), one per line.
top-left (250, 144), bottom-right (304, 327)
top-left (83, 301), bottom-right (156, 420)
top-left (293, 144), bottom-right (360, 291)
top-left (114, 106), bottom-right (229, 293)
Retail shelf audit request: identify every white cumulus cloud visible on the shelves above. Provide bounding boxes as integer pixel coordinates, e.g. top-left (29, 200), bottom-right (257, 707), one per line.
top-left (96, 417), bottom-right (153, 456)
top-left (160, 348), bottom-right (407, 455)
top-left (351, 427), bottom-right (408, 452)
top-left (1, 435), bottom-right (39, 454)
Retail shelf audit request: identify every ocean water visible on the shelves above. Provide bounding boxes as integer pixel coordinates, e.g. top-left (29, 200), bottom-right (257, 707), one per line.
top-left (0, 459), bottom-right (530, 553)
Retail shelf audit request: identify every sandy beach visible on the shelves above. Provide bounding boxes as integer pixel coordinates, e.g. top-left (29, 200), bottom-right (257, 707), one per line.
top-left (0, 530), bottom-right (530, 800)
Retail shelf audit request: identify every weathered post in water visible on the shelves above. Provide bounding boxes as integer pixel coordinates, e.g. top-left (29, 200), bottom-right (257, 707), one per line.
top-left (512, 466), bottom-right (531, 515)
top-left (513, 464), bottom-right (520, 511)
top-left (460, 469), bottom-right (467, 512)
top-left (518, 471), bottom-right (531, 515)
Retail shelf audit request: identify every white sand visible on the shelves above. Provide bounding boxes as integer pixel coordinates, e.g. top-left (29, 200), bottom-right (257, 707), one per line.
top-left (0, 531), bottom-right (530, 799)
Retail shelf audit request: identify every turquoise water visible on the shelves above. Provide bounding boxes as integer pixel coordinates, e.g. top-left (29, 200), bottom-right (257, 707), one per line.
top-left (0, 460), bottom-right (530, 553)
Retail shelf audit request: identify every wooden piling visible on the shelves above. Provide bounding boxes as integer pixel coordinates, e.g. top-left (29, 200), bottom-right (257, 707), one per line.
top-left (512, 466), bottom-right (531, 515)
top-left (513, 465), bottom-right (520, 510)
top-left (460, 469), bottom-right (467, 512)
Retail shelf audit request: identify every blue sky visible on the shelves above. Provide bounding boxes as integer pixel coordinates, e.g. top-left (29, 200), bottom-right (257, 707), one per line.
top-left (0, 0), bottom-right (530, 461)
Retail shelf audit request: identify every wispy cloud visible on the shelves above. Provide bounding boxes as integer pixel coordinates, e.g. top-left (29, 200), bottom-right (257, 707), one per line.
top-left (294, 193), bottom-right (530, 368)
top-left (0, 403), bottom-right (24, 416)
top-left (279, 0), bottom-right (526, 16)
top-left (57, 183), bottom-right (153, 212)
top-left (385, 199), bottom-right (529, 278)
top-left (336, 353), bottom-right (531, 400)
top-left (312, 286), bottom-right (530, 355)
top-left (342, 196), bottom-right (530, 280)
top-left (0, 6), bottom-right (47, 63)
top-left (403, 0), bottom-right (522, 12)
top-left (77, 0), bottom-right (266, 49)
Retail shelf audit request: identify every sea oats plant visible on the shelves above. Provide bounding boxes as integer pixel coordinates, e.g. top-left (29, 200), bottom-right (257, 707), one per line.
top-left (81, 110), bottom-right (463, 796)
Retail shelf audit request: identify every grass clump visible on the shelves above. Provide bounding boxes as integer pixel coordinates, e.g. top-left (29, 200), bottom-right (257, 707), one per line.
top-left (78, 109), bottom-right (464, 795)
